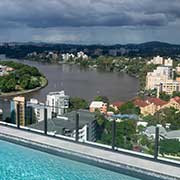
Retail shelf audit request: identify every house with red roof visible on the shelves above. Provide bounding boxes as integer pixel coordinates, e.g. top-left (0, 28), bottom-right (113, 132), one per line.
top-left (163, 96), bottom-right (180, 110)
top-left (110, 101), bottom-right (125, 111)
top-left (133, 97), bottom-right (168, 116)
top-left (146, 97), bottom-right (167, 110)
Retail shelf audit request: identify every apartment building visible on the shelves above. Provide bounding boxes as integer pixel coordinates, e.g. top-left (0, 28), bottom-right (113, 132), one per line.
top-left (146, 66), bottom-right (172, 90)
top-left (147, 56), bottom-right (173, 67)
top-left (157, 80), bottom-right (180, 96)
top-left (10, 96), bottom-right (26, 126)
top-left (46, 91), bottom-right (69, 119)
top-left (26, 99), bottom-right (45, 124)
top-left (147, 55), bottom-right (164, 65)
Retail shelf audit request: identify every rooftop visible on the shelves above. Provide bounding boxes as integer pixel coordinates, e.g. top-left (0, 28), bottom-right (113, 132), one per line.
top-left (29, 109), bottom-right (96, 134)
top-left (146, 97), bottom-right (167, 106)
top-left (171, 96), bottom-right (180, 104)
top-left (166, 130), bottom-right (180, 139)
top-left (145, 126), bottom-right (167, 136)
top-left (112, 101), bottom-right (124, 108)
top-left (133, 99), bottom-right (148, 107)
top-left (90, 101), bottom-right (106, 108)
top-left (47, 91), bottom-right (67, 96)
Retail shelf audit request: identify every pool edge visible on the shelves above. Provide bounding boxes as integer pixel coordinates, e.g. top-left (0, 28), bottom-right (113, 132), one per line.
top-left (0, 134), bottom-right (178, 180)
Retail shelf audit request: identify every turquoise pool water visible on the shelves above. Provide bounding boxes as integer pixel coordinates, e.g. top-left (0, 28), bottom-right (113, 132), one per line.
top-left (0, 140), bottom-right (141, 180)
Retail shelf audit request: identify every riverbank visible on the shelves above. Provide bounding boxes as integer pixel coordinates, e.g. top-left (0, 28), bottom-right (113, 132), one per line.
top-left (0, 77), bottom-right (48, 97)
top-left (0, 59), bottom-right (139, 102)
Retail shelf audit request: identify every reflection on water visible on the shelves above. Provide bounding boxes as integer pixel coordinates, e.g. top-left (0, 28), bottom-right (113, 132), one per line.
top-left (20, 60), bottom-right (139, 102)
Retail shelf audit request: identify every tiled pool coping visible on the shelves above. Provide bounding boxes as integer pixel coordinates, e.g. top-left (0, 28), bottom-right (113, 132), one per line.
top-left (0, 125), bottom-right (179, 180)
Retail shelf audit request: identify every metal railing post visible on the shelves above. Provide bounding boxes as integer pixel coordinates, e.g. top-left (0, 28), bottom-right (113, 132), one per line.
top-left (75, 112), bottom-right (79, 142)
top-left (154, 126), bottom-right (159, 160)
top-left (17, 103), bottom-right (20, 129)
top-left (112, 119), bottom-right (116, 150)
top-left (44, 108), bottom-right (47, 135)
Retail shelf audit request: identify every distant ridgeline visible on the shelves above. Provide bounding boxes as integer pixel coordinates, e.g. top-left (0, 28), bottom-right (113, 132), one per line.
top-left (0, 41), bottom-right (180, 59)
top-left (0, 61), bottom-right (45, 93)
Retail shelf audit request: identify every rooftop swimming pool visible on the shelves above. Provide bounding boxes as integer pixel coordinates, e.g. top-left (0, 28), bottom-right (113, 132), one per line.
top-left (0, 139), bottom-right (143, 180)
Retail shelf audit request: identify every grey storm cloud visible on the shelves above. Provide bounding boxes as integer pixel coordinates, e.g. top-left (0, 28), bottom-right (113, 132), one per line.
top-left (0, 0), bottom-right (180, 28)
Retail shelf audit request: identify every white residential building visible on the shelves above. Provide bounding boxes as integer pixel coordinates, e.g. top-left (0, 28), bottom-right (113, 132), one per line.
top-left (26, 99), bottom-right (45, 123)
top-left (89, 101), bottom-right (107, 114)
top-left (147, 56), bottom-right (164, 65)
top-left (77, 51), bottom-right (88, 60)
top-left (147, 56), bottom-right (173, 67)
top-left (146, 66), bottom-right (172, 90)
top-left (46, 91), bottom-right (69, 119)
top-left (62, 53), bottom-right (75, 61)
top-left (164, 58), bottom-right (173, 67)
top-left (176, 64), bottom-right (180, 74)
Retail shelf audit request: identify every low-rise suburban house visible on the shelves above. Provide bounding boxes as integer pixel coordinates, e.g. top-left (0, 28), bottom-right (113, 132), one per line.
top-left (89, 101), bottom-right (107, 114)
top-left (110, 101), bottom-right (124, 111)
top-left (163, 96), bottom-right (180, 110)
top-left (134, 98), bottom-right (167, 116)
top-left (165, 130), bottom-right (180, 141)
top-left (144, 126), bottom-right (167, 139)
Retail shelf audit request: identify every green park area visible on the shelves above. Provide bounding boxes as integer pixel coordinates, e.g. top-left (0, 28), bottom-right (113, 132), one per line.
top-left (0, 61), bottom-right (47, 95)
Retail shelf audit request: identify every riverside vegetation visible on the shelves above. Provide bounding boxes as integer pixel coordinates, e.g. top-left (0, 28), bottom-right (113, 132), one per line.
top-left (0, 61), bottom-right (47, 94)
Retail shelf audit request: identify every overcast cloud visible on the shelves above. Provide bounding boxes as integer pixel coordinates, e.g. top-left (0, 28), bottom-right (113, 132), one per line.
top-left (0, 0), bottom-right (180, 44)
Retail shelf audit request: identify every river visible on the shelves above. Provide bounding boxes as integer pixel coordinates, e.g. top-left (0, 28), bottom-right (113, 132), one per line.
top-left (0, 59), bottom-right (139, 119)
top-left (1, 59), bottom-right (139, 102)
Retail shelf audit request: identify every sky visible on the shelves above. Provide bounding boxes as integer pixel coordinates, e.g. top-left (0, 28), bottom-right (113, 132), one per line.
top-left (0, 0), bottom-right (180, 44)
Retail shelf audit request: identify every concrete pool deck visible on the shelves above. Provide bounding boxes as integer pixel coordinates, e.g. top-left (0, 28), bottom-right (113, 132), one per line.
top-left (0, 125), bottom-right (179, 180)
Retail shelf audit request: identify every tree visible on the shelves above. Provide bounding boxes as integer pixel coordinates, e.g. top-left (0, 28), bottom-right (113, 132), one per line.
top-left (140, 135), bottom-right (149, 146)
top-left (97, 119), bottom-right (137, 150)
top-left (144, 107), bottom-right (180, 130)
top-left (95, 111), bottom-right (107, 140)
top-left (0, 61), bottom-right (43, 92)
top-left (6, 78), bottom-right (16, 92)
top-left (159, 92), bottom-right (170, 101)
top-left (20, 75), bottom-right (31, 89)
top-left (160, 139), bottom-right (180, 156)
top-left (69, 97), bottom-right (88, 110)
top-left (172, 91), bottom-right (180, 97)
top-left (119, 101), bottom-right (140, 115)
top-left (94, 96), bottom-right (109, 104)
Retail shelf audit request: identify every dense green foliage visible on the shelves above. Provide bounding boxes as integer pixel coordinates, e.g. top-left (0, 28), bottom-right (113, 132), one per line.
top-left (94, 96), bottom-right (109, 104)
top-left (96, 112), bottom-right (137, 150)
top-left (160, 139), bottom-right (180, 156)
top-left (172, 91), bottom-right (180, 97)
top-left (0, 61), bottom-right (43, 93)
top-left (69, 97), bottom-right (88, 110)
top-left (159, 92), bottom-right (171, 101)
top-left (144, 107), bottom-right (180, 130)
top-left (119, 101), bottom-right (140, 115)
top-left (139, 134), bottom-right (155, 155)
